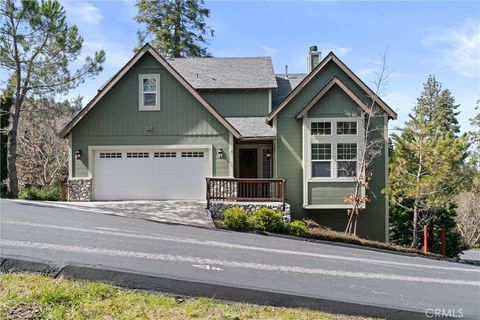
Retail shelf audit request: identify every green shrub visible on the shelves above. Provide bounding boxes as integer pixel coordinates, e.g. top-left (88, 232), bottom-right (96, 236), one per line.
top-left (287, 220), bottom-right (308, 237)
top-left (248, 207), bottom-right (285, 232)
top-left (223, 207), bottom-right (249, 230)
top-left (19, 186), bottom-right (60, 201)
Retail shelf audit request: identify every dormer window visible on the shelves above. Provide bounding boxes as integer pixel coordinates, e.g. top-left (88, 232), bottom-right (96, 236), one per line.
top-left (139, 74), bottom-right (160, 111)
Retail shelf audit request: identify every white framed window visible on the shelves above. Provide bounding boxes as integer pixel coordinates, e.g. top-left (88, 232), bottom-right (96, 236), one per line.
top-left (306, 117), bottom-right (363, 180)
top-left (311, 121), bottom-right (332, 136)
top-left (337, 143), bottom-right (357, 177)
top-left (311, 143), bottom-right (331, 177)
top-left (337, 121), bottom-right (357, 135)
top-left (139, 74), bottom-right (160, 111)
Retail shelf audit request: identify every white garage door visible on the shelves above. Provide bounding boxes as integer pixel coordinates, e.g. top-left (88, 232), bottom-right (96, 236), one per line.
top-left (93, 149), bottom-right (210, 200)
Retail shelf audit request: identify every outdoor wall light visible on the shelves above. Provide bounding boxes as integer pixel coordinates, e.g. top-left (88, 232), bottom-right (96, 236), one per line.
top-left (75, 150), bottom-right (82, 160)
top-left (217, 148), bottom-right (226, 160)
top-left (266, 150), bottom-right (272, 160)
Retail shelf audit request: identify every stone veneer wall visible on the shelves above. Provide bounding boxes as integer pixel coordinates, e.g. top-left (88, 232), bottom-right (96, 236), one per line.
top-left (208, 201), bottom-right (291, 223)
top-left (67, 178), bottom-right (92, 201)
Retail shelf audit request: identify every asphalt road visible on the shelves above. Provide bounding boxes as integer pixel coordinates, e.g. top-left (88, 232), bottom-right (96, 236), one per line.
top-left (1, 199), bottom-right (479, 319)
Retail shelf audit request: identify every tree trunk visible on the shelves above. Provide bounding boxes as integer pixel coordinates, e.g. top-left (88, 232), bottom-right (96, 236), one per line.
top-left (7, 98), bottom-right (21, 198)
top-left (411, 199), bottom-right (419, 248)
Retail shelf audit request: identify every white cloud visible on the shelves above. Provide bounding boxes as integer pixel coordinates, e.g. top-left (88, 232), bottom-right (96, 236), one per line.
top-left (83, 41), bottom-right (132, 67)
top-left (62, 1), bottom-right (104, 24)
top-left (316, 43), bottom-right (352, 57)
top-left (423, 18), bottom-right (480, 78)
top-left (261, 46), bottom-right (278, 56)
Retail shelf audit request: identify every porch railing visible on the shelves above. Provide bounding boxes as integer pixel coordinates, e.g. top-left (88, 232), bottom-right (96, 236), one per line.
top-left (206, 177), bottom-right (286, 209)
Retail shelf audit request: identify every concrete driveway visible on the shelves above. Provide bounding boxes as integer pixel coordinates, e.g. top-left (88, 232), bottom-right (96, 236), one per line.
top-left (14, 200), bottom-right (214, 228)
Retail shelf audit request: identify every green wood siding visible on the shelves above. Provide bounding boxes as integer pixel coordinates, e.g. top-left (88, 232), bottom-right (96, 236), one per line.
top-left (275, 59), bottom-right (388, 241)
top-left (307, 85), bottom-right (361, 117)
top-left (71, 52), bottom-right (230, 178)
top-left (308, 182), bottom-right (355, 205)
top-left (201, 90), bottom-right (270, 117)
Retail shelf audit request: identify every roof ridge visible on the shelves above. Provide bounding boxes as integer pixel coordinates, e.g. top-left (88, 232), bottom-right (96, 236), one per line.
top-left (169, 56), bottom-right (272, 60)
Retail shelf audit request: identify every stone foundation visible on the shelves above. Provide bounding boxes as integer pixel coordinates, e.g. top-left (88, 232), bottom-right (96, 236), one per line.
top-left (208, 201), bottom-right (291, 223)
top-left (67, 178), bottom-right (92, 201)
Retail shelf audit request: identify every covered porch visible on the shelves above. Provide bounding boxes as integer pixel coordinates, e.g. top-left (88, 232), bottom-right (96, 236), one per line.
top-left (206, 117), bottom-right (286, 210)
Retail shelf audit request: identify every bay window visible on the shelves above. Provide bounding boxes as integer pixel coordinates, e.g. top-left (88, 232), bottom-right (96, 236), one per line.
top-left (307, 118), bottom-right (362, 180)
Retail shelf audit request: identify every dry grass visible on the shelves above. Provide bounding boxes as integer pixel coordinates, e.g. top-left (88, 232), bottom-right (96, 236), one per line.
top-left (0, 273), bottom-right (380, 320)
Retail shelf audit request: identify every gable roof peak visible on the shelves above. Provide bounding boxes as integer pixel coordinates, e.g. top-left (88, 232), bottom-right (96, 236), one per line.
top-left (59, 42), bottom-right (241, 139)
top-left (267, 51), bottom-right (397, 121)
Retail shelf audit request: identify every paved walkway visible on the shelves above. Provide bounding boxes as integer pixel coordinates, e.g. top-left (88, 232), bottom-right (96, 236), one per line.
top-left (12, 199), bottom-right (214, 228)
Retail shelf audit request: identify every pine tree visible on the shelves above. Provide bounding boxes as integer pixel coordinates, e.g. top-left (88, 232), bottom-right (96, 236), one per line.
top-left (0, 0), bottom-right (105, 197)
top-left (413, 75), bottom-right (460, 133)
top-left (135, 0), bottom-right (213, 57)
top-left (389, 76), bottom-right (469, 251)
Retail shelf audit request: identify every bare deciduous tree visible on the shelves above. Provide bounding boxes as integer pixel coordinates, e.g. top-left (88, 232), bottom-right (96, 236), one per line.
top-left (455, 191), bottom-right (480, 248)
top-left (16, 98), bottom-right (77, 188)
top-left (345, 50), bottom-right (390, 235)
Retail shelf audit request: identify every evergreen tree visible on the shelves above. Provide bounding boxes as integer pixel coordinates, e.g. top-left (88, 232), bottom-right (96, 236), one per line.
top-left (0, 93), bottom-right (12, 197)
top-left (135, 0), bottom-right (213, 57)
top-left (413, 75), bottom-right (460, 133)
top-left (389, 76), bottom-right (469, 251)
top-left (0, 0), bottom-right (105, 197)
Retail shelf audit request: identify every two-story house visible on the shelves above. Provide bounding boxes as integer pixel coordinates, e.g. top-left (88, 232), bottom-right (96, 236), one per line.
top-left (60, 44), bottom-right (397, 241)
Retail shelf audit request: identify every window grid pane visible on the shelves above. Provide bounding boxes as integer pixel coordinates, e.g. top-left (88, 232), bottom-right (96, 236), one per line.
top-left (143, 93), bottom-right (156, 106)
top-left (143, 78), bottom-right (156, 92)
top-left (311, 122), bottom-right (331, 135)
top-left (312, 162), bottom-right (331, 177)
top-left (337, 143), bottom-right (357, 160)
top-left (311, 143), bottom-right (331, 160)
top-left (338, 161), bottom-right (357, 177)
top-left (337, 121), bottom-right (357, 135)
top-left (262, 148), bottom-right (272, 178)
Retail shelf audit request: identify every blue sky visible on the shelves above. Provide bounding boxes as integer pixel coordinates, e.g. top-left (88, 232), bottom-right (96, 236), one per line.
top-left (58, 0), bottom-right (479, 133)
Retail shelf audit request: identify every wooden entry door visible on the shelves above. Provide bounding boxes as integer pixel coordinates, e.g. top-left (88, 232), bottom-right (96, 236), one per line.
top-left (239, 149), bottom-right (257, 178)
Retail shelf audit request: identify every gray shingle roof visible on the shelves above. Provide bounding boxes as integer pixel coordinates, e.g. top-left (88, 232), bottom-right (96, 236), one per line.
top-left (168, 57), bottom-right (277, 89)
top-left (225, 117), bottom-right (276, 139)
top-left (272, 74), bottom-right (306, 109)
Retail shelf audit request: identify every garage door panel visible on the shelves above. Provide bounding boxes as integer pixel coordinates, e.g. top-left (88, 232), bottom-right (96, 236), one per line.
top-left (93, 150), bottom-right (209, 200)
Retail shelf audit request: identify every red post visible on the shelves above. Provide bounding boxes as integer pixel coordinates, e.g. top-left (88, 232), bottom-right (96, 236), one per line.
top-left (441, 224), bottom-right (446, 256)
top-left (423, 225), bottom-right (428, 253)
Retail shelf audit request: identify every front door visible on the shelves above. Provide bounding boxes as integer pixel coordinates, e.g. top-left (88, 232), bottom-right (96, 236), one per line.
top-left (239, 149), bottom-right (257, 178)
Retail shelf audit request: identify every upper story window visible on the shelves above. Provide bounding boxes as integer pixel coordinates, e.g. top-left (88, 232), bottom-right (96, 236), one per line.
top-left (311, 121), bottom-right (331, 135)
top-left (337, 121), bottom-right (357, 135)
top-left (139, 74), bottom-right (160, 111)
top-left (307, 118), bottom-right (362, 179)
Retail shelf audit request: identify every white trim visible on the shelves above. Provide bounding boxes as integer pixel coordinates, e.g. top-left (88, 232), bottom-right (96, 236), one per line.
top-left (228, 133), bottom-right (234, 177)
top-left (305, 117), bottom-right (364, 180)
top-left (302, 116), bottom-right (308, 206)
top-left (303, 116), bottom-right (365, 208)
top-left (139, 74), bottom-right (160, 111)
top-left (273, 117), bottom-right (278, 178)
top-left (384, 114), bottom-right (390, 243)
top-left (304, 204), bottom-right (353, 209)
top-left (88, 144), bottom-right (213, 179)
top-left (268, 89), bottom-right (272, 113)
top-left (67, 134), bottom-right (73, 179)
